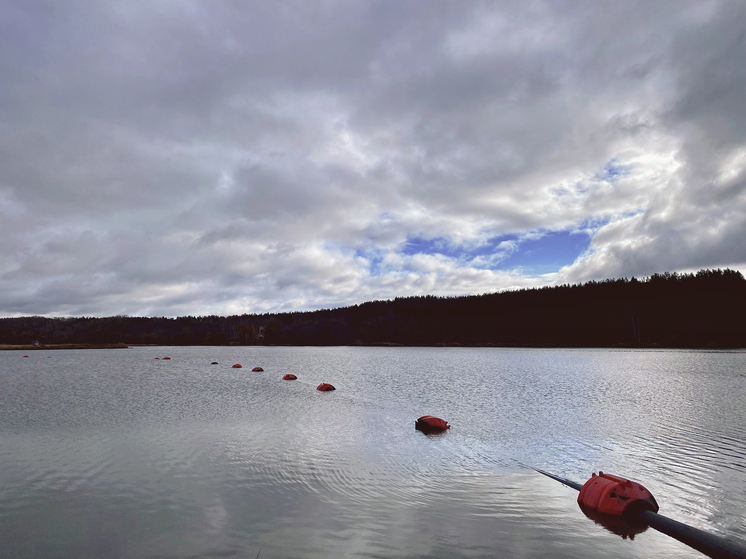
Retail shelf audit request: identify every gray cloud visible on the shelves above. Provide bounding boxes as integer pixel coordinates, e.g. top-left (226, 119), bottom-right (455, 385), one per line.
top-left (559, 0), bottom-right (746, 282)
top-left (1, 0), bottom-right (744, 316)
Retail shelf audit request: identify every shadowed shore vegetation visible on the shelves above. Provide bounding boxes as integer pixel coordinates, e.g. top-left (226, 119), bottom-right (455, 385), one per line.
top-left (1, 269), bottom-right (744, 349)
top-left (0, 343), bottom-right (129, 351)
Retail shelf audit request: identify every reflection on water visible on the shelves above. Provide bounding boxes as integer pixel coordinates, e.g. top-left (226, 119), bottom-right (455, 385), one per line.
top-left (579, 505), bottom-right (651, 540)
top-left (0, 347), bottom-right (744, 558)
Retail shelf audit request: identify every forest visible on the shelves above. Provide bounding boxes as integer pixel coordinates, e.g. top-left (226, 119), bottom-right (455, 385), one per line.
top-left (1, 268), bottom-right (744, 349)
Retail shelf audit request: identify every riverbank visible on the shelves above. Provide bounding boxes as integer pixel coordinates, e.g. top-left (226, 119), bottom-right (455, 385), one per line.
top-left (0, 343), bottom-right (129, 351)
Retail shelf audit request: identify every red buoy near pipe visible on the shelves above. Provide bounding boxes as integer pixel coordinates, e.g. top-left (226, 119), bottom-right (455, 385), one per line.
top-left (317, 383), bottom-right (335, 391)
top-left (232, 364), bottom-right (242, 368)
top-left (282, 374), bottom-right (297, 380)
top-left (415, 415), bottom-right (450, 432)
top-left (532, 466), bottom-right (746, 558)
top-left (578, 472), bottom-right (658, 516)
top-left (252, 367), bottom-right (264, 372)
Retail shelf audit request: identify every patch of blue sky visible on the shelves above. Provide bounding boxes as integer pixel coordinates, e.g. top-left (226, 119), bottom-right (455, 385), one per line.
top-left (402, 237), bottom-right (460, 257)
top-left (572, 215), bottom-right (614, 234)
top-left (499, 230), bottom-right (591, 274)
top-left (555, 158), bottom-right (633, 198)
top-left (400, 228), bottom-right (594, 275)
top-left (354, 248), bottom-right (385, 276)
top-left (596, 157), bottom-right (632, 182)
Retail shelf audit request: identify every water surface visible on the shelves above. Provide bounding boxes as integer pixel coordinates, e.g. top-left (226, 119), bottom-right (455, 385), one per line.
top-left (1, 347), bottom-right (744, 558)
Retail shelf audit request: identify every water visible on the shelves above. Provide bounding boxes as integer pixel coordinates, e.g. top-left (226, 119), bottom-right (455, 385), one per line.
top-left (1, 346), bottom-right (744, 558)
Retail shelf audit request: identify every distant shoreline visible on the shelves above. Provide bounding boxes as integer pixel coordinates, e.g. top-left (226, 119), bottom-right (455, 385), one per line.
top-left (0, 343), bottom-right (129, 351)
top-left (3, 342), bottom-right (742, 351)
top-left (2, 269), bottom-right (744, 348)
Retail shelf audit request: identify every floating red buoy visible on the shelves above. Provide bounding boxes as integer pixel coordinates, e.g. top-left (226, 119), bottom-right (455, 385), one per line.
top-left (578, 472), bottom-right (659, 516)
top-left (154, 357), bottom-right (160, 359)
top-left (211, 361), bottom-right (219, 365)
top-left (252, 367), bottom-right (264, 372)
top-left (232, 364), bottom-right (242, 368)
top-left (162, 357), bottom-right (171, 360)
top-left (415, 415), bottom-right (450, 433)
top-left (283, 373), bottom-right (297, 380)
top-left (23, 355), bottom-right (29, 358)
top-left (532, 467), bottom-right (746, 557)
top-left (317, 383), bottom-right (335, 391)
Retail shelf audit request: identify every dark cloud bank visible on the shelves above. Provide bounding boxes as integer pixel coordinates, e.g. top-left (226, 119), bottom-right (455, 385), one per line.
top-left (1, 0), bottom-right (744, 317)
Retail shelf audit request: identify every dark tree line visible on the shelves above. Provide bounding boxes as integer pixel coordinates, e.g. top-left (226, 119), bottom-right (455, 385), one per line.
top-left (2, 268), bottom-right (744, 348)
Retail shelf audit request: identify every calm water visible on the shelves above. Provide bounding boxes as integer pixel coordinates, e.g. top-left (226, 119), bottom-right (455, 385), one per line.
top-left (1, 346), bottom-right (744, 558)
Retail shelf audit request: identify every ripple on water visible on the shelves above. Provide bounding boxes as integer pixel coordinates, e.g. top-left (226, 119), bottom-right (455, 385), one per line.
top-left (0, 347), bottom-right (743, 559)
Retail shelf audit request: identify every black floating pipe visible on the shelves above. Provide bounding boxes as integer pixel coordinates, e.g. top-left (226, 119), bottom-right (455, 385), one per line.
top-left (636, 509), bottom-right (746, 559)
top-left (530, 467), bottom-right (746, 559)
top-left (529, 466), bottom-right (583, 491)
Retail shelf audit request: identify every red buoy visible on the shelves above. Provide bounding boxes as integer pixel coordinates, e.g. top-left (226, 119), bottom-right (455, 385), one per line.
top-left (162, 357), bottom-right (171, 360)
top-left (252, 367), bottom-right (264, 372)
top-left (282, 374), bottom-right (297, 380)
top-left (415, 415), bottom-right (450, 432)
top-left (211, 361), bottom-right (219, 365)
top-left (232, 364), bottom-right (242, 368)
top-left (23, 355), bottom-right (29, 358)
top-left (154, 357), bottom-right (160, 359)
top-left (578, 472), bottom-right (659, 516)
top-left (317, 382), bottom-right (335, 391)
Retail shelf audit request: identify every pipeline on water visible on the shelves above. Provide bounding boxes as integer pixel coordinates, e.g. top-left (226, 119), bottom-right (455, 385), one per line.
top-left (260, 365), bottom-right (744, 559)
top-left (525, 464), bottom-right (746, 559)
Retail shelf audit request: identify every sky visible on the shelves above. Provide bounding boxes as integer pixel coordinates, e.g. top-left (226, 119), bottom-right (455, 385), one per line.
top-left (1, 0), bottom-right (745, 317)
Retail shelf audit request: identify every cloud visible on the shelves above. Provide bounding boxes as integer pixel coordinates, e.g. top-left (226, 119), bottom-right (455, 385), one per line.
top-left (0, 0), bottom-right (744, 316)
top-left (558, 0), bottom-right (746, 283)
